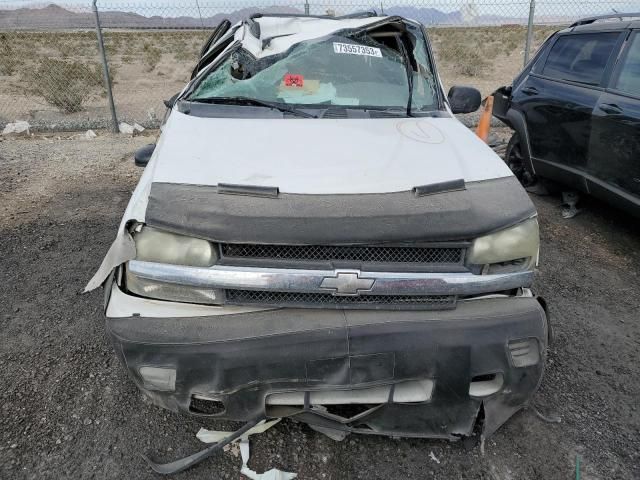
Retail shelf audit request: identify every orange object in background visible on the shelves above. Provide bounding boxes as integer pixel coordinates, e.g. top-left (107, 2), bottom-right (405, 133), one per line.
top-left (476, 95), bottom-right (494, 143)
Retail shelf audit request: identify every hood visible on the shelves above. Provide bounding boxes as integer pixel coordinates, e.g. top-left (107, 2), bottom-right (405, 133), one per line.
top-left (150, 111), bottom-right (512, 195)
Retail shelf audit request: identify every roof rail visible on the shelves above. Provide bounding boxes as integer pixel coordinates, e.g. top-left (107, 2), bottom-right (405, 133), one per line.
top-left (251, 11), bottom-right (378, 21)
top-left (570, 12), bottom-right (640, 27)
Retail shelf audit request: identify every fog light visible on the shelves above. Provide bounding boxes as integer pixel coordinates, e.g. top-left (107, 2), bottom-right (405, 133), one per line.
top-left (508, 338), bottom-right (540, 367)
top-left (139, 366), bottom-right (176, 391)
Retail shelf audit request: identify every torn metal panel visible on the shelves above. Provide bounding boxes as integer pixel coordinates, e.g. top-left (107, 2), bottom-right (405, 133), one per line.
top-left (83, 230), bottom-right (136, 293)
top-left (84, 142), bottom-right (157, 293)
top-left (230, 15), bottom-right (398, 60)
top-left (144, 177), bottom-right (536, 244)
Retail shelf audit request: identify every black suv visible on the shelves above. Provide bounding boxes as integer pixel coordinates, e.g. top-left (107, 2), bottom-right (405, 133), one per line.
top-left (493, 14), bottom-right (640, 217)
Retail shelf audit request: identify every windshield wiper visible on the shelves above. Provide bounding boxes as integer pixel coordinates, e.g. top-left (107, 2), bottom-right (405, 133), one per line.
top-left (190, 96), bottom-right (317, 118)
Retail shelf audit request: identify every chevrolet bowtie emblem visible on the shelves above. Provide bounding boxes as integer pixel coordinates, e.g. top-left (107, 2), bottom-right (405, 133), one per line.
top-left (319, 271), bottom-right (375, 296)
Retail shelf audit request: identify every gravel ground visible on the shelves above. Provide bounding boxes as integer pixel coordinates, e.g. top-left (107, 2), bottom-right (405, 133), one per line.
top-left (1, 131), bottom-right (639, 480)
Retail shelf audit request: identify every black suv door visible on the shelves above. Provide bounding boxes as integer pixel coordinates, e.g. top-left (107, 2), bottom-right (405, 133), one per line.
top-left (514, 31), bottom-right (622, 189)
top-left (589, 30), bottom-right (640, 205)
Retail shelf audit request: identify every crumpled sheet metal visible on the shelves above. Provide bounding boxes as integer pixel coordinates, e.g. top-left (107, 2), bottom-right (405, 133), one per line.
top-left (83, 230), bottom-right (136, 293)
top-left (197, 419), bottom-right (297, 480)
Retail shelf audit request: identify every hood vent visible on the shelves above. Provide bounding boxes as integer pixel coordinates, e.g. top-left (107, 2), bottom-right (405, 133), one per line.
top-left (413, 179), bottom-right (465, 197)
top-left (217, 183), bottom-right (279, 198)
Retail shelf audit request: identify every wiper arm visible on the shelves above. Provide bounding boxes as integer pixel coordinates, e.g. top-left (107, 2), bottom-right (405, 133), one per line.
top-left (190, 96), bottom-right (317, 118)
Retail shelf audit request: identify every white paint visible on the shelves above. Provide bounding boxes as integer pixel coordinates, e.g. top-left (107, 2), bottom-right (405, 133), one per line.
top-left (151, 111), bottom-right (512, 195)
top-left (221, 16), bottom-right (390, 60)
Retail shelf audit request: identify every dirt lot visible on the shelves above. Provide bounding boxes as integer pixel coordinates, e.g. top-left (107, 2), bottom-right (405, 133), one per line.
top-left (1, 131), bottom-right (639, 479)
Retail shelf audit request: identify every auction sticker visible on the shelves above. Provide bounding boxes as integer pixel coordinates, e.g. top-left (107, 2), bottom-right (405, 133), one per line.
top-left (333, 42), bottom-right (382, 58)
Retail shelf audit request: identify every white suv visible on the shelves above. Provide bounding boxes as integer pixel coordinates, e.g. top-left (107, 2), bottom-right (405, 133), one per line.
top-left (87, 12), bottom-right (548, 472)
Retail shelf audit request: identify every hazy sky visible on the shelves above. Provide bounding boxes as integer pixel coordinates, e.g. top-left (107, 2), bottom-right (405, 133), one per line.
top-left (1, 0), bottom-right (638, 20)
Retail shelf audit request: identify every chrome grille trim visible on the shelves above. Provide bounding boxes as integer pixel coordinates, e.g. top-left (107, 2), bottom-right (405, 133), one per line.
top-left (128, 261), bottom-right (533, 297)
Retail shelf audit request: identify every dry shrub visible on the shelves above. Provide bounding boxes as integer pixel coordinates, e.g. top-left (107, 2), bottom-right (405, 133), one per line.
top-left (0, 33), bottom-right (16, 75)
top-left (31, 58), bottom-right (113, 113)
top-left (142, 43), bottom-right (162, 72)
top-left (454, 49), bottom-right (489, 77)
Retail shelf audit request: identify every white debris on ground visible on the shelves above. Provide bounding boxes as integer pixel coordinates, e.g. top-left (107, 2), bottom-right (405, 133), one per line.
top-left (196, 419), bottom-right (281, 444)
top-left (2, 121), bottom-right (30, 136)
top-left (429, 451), bottom-right (441, 464)
top-left (197, 419), bottom-right (297, 479)
top-left (84, 130), bottom-right (97, 139)
top-left (118, 122), bottom-right (145, 136)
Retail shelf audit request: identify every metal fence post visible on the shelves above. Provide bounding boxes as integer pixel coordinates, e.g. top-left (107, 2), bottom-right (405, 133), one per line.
top-left (524, 0), bottom-right (536, 66)
top-left (92, 0), bottom-right (119, 133)
top-left (304, 0), bottom-right (310, 15)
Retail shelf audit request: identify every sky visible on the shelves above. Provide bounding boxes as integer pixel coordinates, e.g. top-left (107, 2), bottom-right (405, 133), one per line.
top-left (0, 0), bottom-right (638, 20)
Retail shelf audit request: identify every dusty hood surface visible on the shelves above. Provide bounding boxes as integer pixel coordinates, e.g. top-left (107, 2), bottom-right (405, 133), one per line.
top-left (150, 111), bottom-right (513, 195)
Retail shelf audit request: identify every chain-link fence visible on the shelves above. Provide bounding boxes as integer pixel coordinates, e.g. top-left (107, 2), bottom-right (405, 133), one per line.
top-left (0, 0), bottom-right (637, 131)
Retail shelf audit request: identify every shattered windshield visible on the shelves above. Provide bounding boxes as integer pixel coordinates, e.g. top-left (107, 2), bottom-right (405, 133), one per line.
top-left (188, 27), bottom-right (438, 112)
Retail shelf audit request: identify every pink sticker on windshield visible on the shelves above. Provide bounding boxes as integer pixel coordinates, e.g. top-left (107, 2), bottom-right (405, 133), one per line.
top-left (284, 74), bottom-right (304, 87)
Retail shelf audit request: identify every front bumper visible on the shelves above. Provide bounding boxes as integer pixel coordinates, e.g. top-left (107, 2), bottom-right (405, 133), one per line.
top-left (106, 295), bottom-right (548, 440)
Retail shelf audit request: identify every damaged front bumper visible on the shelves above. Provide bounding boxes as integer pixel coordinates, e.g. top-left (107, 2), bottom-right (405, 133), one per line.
top-left (106, 284), bottom-right (548, 440)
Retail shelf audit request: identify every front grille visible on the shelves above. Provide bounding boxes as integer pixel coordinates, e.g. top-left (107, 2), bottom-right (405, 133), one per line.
top-left (221, 243), bottom-right (464, 265)
top-left (225, 289), bottom-right (457, 310)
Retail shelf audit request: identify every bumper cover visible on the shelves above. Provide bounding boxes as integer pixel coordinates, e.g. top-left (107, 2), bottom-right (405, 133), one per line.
top-left (106, 297), bottom-right (548, 439)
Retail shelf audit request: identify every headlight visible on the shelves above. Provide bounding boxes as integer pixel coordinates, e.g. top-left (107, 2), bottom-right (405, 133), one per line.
top-left (134, 226), bottom-right (216, 267)
top-left (126, 226), bottom-right (222, 304)
top-left (125, 269), bottom-right (222, 305)
top-left (467, 218), bottom-right (539, 274)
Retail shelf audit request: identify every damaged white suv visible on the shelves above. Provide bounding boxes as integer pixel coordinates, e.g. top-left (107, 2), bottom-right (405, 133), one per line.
top-left (87, 12), bottom-right (548, 472)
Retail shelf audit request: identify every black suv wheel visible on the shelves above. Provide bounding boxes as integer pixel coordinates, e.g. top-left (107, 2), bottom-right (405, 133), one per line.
top-left (505, 133), bottom-right (536, 187)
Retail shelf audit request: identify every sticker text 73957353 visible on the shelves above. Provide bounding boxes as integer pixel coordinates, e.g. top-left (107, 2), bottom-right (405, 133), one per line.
top-left (333, 42), bottom-right (382, 58)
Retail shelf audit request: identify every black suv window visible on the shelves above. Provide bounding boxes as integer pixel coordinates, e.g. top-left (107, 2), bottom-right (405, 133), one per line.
top-left (542, 32), bottom-right (619, 86)
top-left (613, 32), bottom-right (640, 97)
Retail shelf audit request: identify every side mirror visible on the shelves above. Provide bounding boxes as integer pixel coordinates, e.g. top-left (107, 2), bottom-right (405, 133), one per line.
top-left (163, 92), bottom-right (180, 109)
top-left (134, 143), bottom-right (156, 167)
top-left (447, 86), bottom-right (482, 114)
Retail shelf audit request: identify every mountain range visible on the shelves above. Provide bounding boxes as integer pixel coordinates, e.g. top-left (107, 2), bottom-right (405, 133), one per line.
top-left (0, 3), bottom-right (528, 29)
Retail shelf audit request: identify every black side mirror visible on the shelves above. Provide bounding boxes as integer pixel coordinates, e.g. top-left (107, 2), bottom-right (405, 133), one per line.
top-left (134, 143), bottom-right (156, 167)
top-left (447, 86), bottom-right (482, 114)
top-left (163, 92), bottom-right (180, 109)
